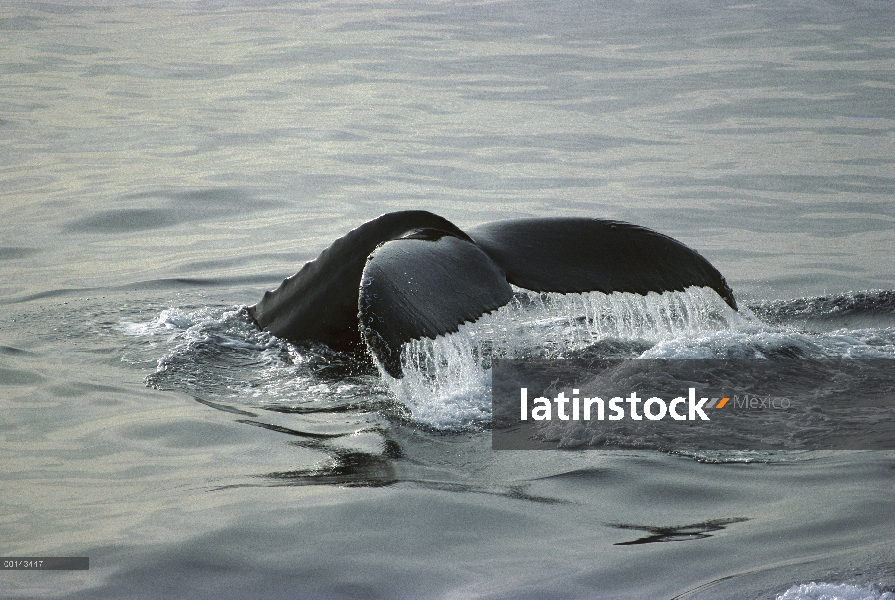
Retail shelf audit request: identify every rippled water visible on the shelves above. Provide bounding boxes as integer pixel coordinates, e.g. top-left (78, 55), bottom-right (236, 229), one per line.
top-left (1, 1), bottom-right (894, 599)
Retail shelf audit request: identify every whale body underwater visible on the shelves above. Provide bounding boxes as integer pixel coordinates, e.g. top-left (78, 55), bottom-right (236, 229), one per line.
top-left (247, 211), bottom-right (737, 378)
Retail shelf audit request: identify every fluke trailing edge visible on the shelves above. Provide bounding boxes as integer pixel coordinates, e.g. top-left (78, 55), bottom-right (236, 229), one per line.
top-left (247, 211), bottom-right (737, 378)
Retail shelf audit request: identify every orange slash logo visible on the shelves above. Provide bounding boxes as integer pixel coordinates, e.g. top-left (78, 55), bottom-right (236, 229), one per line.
top-left (706, 397), bottom-right (729, 409)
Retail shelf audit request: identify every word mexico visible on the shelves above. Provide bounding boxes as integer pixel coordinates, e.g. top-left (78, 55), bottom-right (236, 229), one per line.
top-left (519, 388), bottom-right (728, 422)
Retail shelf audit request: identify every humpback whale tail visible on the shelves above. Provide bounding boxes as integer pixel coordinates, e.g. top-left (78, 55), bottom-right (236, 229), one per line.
top-left (248, 211), bottom-right (736, 378)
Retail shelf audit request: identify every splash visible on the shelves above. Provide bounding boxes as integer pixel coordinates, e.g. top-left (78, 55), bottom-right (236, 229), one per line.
top-left (776, 582), bottom-right (895, 600)
top-left (126, 305), bottom-right (384, 409)
top-left (380, 286), bottom-right (741, 430)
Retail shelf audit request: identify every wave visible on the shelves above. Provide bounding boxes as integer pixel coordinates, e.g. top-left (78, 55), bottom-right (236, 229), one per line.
top-left (749, 290), bottom-right (895, 330)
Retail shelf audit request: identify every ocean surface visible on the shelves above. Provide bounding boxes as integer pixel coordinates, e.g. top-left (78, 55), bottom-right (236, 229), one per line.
top-left (1, 1), bottom-right (894, 598)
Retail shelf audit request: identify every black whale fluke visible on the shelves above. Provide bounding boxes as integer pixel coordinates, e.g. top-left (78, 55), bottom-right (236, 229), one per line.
top-left (248, 211), bottom-right (737, 378)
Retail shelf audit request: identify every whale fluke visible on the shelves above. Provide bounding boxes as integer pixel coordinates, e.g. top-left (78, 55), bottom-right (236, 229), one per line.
top-left (248, 211), bottom-right (737, 378)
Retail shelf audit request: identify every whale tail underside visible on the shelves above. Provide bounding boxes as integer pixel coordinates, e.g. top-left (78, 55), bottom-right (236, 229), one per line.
top-left (358, 217), bottom-right (736, 378)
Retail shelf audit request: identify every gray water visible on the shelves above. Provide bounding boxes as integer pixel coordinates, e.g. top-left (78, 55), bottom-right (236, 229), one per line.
top-left (2, 1), bottom-right (894, 598)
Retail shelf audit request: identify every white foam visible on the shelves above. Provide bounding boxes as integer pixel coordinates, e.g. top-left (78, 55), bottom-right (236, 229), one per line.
top-left (157, 308), bottom-right (194, 330)
top-left (776, 582), bottom-right (895, 600)
top-left (124, 306), bottom-right (276, 349)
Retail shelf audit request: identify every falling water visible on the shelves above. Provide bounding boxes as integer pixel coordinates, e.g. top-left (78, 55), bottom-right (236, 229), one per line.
top-left (380, 286), bottom-right (742, 429)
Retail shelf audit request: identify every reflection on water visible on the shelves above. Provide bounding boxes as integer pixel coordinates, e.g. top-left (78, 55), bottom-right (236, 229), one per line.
top-left (610, 517), bottom-right (750, 546)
